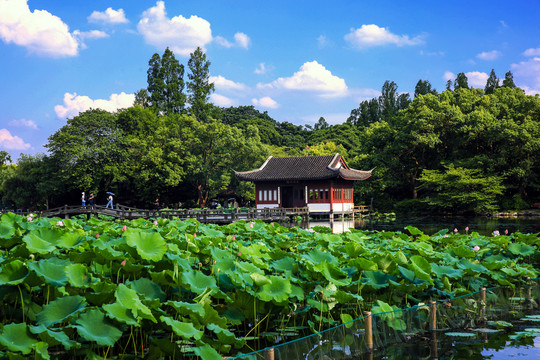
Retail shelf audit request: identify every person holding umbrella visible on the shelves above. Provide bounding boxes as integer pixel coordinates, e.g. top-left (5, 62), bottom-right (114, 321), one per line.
top-left (106, 192), bottom-right (114, 209)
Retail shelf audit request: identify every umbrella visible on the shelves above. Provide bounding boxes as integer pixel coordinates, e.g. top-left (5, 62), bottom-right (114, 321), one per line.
top-left (106, 192), bottom-right (115, 196)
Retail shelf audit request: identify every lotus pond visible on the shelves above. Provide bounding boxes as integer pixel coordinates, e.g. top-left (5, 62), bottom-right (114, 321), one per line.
top-left (0, 212), bottom-right (538, 359)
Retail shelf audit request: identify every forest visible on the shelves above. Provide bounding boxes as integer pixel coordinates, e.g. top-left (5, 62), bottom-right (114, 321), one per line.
top-left (1, 48), bottom-right (539, 214)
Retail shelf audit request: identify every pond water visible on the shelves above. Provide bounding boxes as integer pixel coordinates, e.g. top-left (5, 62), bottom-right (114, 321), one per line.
top-left (306, 215), bottom-right (540, 235)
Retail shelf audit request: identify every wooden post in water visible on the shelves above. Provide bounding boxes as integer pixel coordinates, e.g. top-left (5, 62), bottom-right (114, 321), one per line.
top-left (430, 300), bottom-right (437, 331)
top-left (265, 347), bottom-right (274, 360)
top-left (480, 287), bottom-right (486, 319)
top-left (364, 311), bottom-right (373, 351)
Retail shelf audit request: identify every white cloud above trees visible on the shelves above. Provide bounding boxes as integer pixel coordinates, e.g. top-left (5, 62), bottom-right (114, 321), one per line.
top-left (0, 0), bottom-right (79, 57)
top-left (209, 76), bottom-right (247, 91)
top-left (512, 57), bottom-right (540, 95)
top-left (344, 24), bottom-right (423, 49)
top-left (0, 129), bottom-right (31, 150)
top-left (88, 8), bottom-right (129, 24)
top-left (54, 92), bottom-right (135, 119)
top-left (210, 93), bottom-right (235, 107)
top-left (252, 97), bottom-right (279, 109)
top-left (258, 61), bottom-right (348, 97)
top-left (523, 47), bottom-right (540, 57)
top-left (137, 1), bottom-right (212, 56)
top-left (476, 50), bottom-right (501, 60)
top-left (8, 119), bottom-right (38, 130)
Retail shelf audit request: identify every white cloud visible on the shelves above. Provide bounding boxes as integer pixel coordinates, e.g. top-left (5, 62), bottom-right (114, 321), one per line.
top-left (73, 29), bottom-right (108, 49)
top-left (137, 1), bottom-right (212, 56)
top-left (54, 92), bottom-right (135, 119)
top-left (8, 119), bottom-right (38, 130)
top-left (258, 61), bottom-right (348, 97)
top-left (215, 32), bottom-right (251, 49)
top-left (209, 75), bottom-right (247, 91)
top-left (512, 57), bottom-right (540, 95)
top-left (465, 71), bottom-right (489, 87)
top-left (317, 35), bottom-right (328, 48)
top-left (344, 24), bottom-right (423, 49)
top-left (210, 93), bottom-right (235, 107)
top-left (254, 62), bottom-right (272, 75)
top-left (476, 50), bottom-right (501, 60)
top-left (443, 71), bottom-right (455, 81)
top-left (252, 97), bottom-right (279, 109)
top-left (523, 47), bottom-right (540, 57)
top-left (0, 129), bottom-right (31, 150)
top-left (88, 8), bottom-right (129, 24)
top-left (0, 0), bottom-right (78, 57)
top-left (234, 32), bottom-right (250, 49)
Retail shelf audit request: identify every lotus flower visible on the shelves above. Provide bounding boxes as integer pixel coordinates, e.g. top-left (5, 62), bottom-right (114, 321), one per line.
top-left (57, 220), bottom-right (64, 227)
top-left (27, 216), bottom-right (33, 222)
top-left (454, 228), bottom-right (458, 233)
top-left (473, 245), bottom-right (480, 252)
top-left (250, 222), bottom-right (254, 228)
top-left (505, 229), bottom-right (509, 235)
top-left (237, 252), bottom-right (242, 257)
top-left (232, 235), bottom-right (236, 241)
top-left (121, 259), bottom-right (127, 266)
top-left (96, 233), bottom-right (99, 238)
top-left (154, 220), bottom-right (158, 225)
top-left (493, 230), bottom-right (500, 236)
top-left (122, 225), bottom-right (127, 232)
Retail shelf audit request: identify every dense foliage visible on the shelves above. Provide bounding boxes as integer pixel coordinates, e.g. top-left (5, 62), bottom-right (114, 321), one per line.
top-left (0, 213), bottom-right (538, 358)
top-left (1, 47), bottom-right (539, 214)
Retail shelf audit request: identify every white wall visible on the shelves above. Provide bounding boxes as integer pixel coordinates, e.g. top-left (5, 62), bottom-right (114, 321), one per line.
top-left (307, 203), bottom-right (331, 212)
top-left (257, 204), bottom-right (279, 209)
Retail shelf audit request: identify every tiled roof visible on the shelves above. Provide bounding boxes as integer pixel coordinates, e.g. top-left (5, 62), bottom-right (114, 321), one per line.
top-left (234, 154), bottom-right (372, 182)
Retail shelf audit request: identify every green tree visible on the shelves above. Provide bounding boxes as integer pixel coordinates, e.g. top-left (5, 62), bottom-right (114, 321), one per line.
top-left (313, 117), bottom-right (329, 130)
top-left (1, 154), bottom-right (61, 210)
top-left (501, 71), bottom-right (516, 88)
top-left (454, 72), bottom-right (469, 90)
top-left (414, 79), bottom-right (437, 98)
top-left (484, 69), bottom-right (499, 95)
top-left (419, 165), bottom-right (505, 213)
top-left (146, 48), bottom-right (186, 115)
top-left (445, 79), bottom-right (452, 91)
top-left (187, 118), bottom-right (268, 207)
top-left (187, 47), bottom-right (215, 122)
top-left (46, 109), bottom-right (129, 195)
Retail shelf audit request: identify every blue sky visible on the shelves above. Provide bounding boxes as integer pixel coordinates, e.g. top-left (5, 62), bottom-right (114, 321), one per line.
top-left (1, 0), bottom-right (540, 161)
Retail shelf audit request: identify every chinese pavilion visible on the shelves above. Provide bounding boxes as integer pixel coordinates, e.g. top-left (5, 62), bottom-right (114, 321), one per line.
top-left (234, 154), bottom-right (372, 213)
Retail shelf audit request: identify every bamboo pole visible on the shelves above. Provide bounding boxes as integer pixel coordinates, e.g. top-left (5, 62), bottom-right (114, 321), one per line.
top-left (430, 300), bottom-right (437, 331)
top-left (364, 311), bottom-right (373, 351)
top-left (480, 287), bottom-right (486, 319)
top-left (265, 348), bottom-right (274, 360)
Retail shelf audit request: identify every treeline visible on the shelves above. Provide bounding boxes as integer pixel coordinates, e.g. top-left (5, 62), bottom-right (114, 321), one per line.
top-left (0, 48), bottom-right (539, 213)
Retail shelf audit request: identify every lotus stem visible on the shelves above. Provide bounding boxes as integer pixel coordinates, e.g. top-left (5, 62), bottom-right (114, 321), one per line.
top-left (242, 312), bottom-right (269, 340)
top-left (18, 285), bottom-right (25, 322)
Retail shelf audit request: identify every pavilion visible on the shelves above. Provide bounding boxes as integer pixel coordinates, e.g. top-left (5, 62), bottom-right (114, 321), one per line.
top-left (234, 154), bottom-right (372, 213)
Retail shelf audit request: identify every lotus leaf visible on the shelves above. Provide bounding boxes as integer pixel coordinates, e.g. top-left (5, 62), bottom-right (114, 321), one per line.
top-left (457, 258), bottom-right (488, 274)
top-left (193, 343), bottom-right (222, 360)
top-left (256, 275), bottom-right (291, 302)
top-left (74, 309), bottom-right (122, 346)
top-left (0, 260), bottom-right (28, 285)
top-left (128, 278), bottom-right (166, 301)
top-left (445, 332), bottom-right (476, 337)
top-left (270, 256), bottom-right (297, 274)
top-left (313, 261), bottom-right (351, 286)
top-left (181, 269), bottom-right (217, 295)
top-left (124, 229), bottom-right (167, 262)
top-left (29, 324), bottom-right (78, 350)
top-left (409, 255), bottom-right (433, 283)
top-left (22, 228), bottom-right (62, 254)
top-left (56, 230), bottom-right (84, 248)
top-left (160, 316), bottom-right (203, 340)
top-left (37, 295), bottom-right (86, 327)
top-left (207, 323), bottom-right (239, 345)
top-left (451, 245), bottom-right (476, 258)
top-left (0, 323), bottom-right (39, 354)
top-left (250, 273), bottom-right (271, 286)
top-left (340, 313), bottom-right (354, 328)
top-left (165, 300), bottom-right (206, 318)
top-left (361, 270), bottom-right (390, 289)
top-left (507, 243), bottom-right (536, 257)
top-left (27, 257), bottom-right (70, 287)
top-left (349, 257), bottom-right (378, 271)
top-left (373, 254), bottom-right (396, 272)
top-left (65, 263), bottom-right (91, 288)
top-left (103, 302), bottom-right (138, 326)
top-left (34, 341), bottom-right (50, 360)
top-left (431, 263), bottom-right (464, 279)
top-left (115, 284), bottom-right (156, 322)
top-left (398, 265), bottom-right (417, 283)
top-left (301, 248), bottom-right (338, 266)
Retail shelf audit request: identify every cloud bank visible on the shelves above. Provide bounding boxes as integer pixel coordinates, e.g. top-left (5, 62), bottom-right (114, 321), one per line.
top-left (55, 92), bottom-right (135, 119)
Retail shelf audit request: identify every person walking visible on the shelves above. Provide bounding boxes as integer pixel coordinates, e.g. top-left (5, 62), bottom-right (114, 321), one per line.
top-left (81, 192), bottom-right (86, 207)
top-left (106, 194), bottom-right (114, 209)
top-left (88, 193), bottom-right (95, 208)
